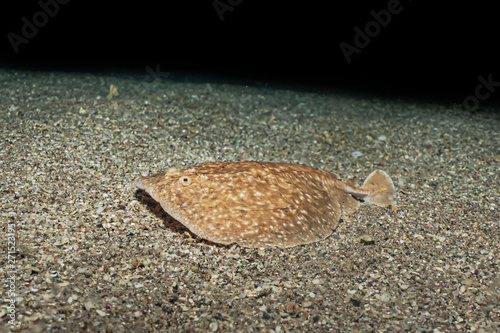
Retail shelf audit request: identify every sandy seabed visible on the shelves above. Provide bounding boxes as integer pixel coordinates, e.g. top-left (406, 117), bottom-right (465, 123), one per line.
top-left (1, 69), bottom-right (499, 332)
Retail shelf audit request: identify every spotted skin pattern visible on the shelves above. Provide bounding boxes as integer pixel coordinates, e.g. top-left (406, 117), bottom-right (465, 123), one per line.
top-left (135, 161), bottom-right (395, 248)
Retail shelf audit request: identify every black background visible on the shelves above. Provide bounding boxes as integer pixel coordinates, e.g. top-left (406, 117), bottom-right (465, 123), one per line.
top-left (1, 0), bottom-right (499, 106)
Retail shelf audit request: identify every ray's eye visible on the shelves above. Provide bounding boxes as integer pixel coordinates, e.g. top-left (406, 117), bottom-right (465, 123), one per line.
top-left (179, 176), bottom-right (192, 186)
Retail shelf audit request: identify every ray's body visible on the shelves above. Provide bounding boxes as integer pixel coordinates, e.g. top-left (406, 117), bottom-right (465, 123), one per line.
top-left (135, 161), bottom-right (395, 248)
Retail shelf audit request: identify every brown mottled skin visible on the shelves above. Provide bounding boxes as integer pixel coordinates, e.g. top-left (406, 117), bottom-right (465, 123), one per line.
top-left (135, 161), bottom-right (395, 248)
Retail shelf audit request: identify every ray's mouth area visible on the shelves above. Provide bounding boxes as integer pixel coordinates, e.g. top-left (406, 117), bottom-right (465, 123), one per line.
top-left (134, 189), bottom-right (188, 232)
top-left (134, 189), bottom-right (231, 248)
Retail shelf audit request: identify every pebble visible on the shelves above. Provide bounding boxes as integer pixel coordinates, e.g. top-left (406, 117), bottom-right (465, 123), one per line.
top-left (359, 234), bottom-right (375, 245)
top-left (351, 151), bottom-right (363, 157)
top-left (380, 293), bottom-right (390, 302)
top-left (96, 310), bottom-right (107, 317)
top-left (209, 322), bottom-right (218, 331)
top-left (302, 301), bottom-right (313, 308)
top-left (84, 301), bottom-right (95, 310)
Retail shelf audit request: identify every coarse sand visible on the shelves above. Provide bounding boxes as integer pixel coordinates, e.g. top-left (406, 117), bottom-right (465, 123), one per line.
top-left (1, 69), bottom-right (499, 332)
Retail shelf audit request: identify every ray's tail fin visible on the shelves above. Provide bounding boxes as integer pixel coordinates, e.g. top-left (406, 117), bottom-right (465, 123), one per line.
top-left (361, 170), bottom-right (396, 207)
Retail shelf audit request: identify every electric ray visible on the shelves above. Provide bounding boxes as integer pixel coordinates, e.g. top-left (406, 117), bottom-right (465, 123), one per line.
top-left (134, 161), bottom-right (396, 248)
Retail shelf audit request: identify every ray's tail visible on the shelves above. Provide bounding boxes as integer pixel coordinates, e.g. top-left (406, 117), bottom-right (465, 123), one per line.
top-left (344, 170), bottom-right (396, 207)
top-left (361, 170), bottom-right (396, 206)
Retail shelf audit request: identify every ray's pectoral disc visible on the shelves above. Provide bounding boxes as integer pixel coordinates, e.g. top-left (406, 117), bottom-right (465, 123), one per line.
top-left (134, 161), bottom-right (396, 248)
